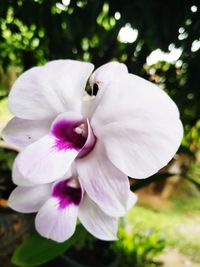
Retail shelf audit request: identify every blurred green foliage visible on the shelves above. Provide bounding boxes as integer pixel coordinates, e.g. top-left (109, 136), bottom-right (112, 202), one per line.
top-left (11, 222), bottom-right (166, 267)
top-left (126, 205), bottom-right (200, 263)
top-left (114, 228), bottom-right (165, 267)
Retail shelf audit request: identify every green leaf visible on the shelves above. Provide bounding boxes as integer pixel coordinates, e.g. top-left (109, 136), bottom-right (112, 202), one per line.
top-left (11, 226), bottom-right (82, 267)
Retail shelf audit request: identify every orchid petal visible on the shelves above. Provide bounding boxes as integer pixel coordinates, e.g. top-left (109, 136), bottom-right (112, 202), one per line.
top-left (84, 62), bottom-right (128, 118)
top-left (16, 135), bottom-right (78, 184)
top-left (76, 142), bottom-right (131, 217)
top-left (35, 198), bottom-right (78, 242)
top-left (81, 97), bottom-right (96, 119)
top-left (89, 61), bottom-right (128, 89)
top-left (127, 192), bottom-right (138, 210)
top-left (2, 117), bottom-right (51, 150)
top-left (92, 74), bottom-right (183, 179)
top-left (78, 194), bottom-right (118, 241)
top-left (8, 184), bottom-right (51, 213)
top-left (12, 156), bottom-right (36, 186)
top-left (16, 112), bottom-right (86, 184)
top-left (8, 60), bottom-right (94, 120)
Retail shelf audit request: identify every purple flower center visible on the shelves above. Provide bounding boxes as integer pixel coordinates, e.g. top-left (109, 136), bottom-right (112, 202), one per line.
top-left (51, 119), bottom-right (87, 151)
top-left (52, 179), bottom-right (82, 209)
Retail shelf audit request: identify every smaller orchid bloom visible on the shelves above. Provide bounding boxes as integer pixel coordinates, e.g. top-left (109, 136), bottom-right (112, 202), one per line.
top-left (2, 60), bottom-right (183, 220)
top-left (8, 170), bottom-right (137, 242)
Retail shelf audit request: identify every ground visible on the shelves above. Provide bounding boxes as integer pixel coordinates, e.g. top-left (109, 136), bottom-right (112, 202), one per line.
top-left (159, 248), bottom-right (200, 267)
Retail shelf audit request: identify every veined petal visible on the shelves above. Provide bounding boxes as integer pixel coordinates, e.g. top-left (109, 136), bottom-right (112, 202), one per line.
top-left (8, 184), bottom-right (51, 213)
top-left (17, 135), bottom-right (78, 184)
top-left (76, 142), bottom-right (131, 217)
top-left (78, 194), bottom-right (118, 241)
top-left (2, 117), bottom-right (52, 150)
top-left (16, 112), bottom-right (86, 184)
top-left (92, 74), bottom-right (183, 179)
top-left (8, 60), bottom-right (94, 120)
top-left (35, 197), bottom-right (78, 242)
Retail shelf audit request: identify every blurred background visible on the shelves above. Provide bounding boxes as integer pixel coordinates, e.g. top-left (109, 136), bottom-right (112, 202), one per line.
top-left (0, 0), bottom-right (200, 266)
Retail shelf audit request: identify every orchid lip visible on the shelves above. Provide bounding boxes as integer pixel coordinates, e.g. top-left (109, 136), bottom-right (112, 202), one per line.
top-left (51, 119), bottom-right (87, 151)
top-left (51, 116), bottom-right (97, 158)
top-left (52, 178), bottom-right (82, 209)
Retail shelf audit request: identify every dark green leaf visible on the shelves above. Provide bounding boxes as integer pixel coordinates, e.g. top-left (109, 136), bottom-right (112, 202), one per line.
top-left (11, 226), bottom-right (82, 267)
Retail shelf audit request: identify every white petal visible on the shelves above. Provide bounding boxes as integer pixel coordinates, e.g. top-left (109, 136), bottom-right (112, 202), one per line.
top-left (8, 184), bottom-right (51, 213)
top-left (85, 62), bottom-right (128, 118)
top-left (12, 156), bottom-right (36, 186)
top-left (81, 97), bottom-right (96, 119)
top-left (17, 134), bottom-right (79, 184)
top-left (89, 61), bottom-right (128, 88)
top-left (78, 194), bottom-right (118, 241)
top-left (127, 192), bottom-right (138, 210)
top-left (35, 198), bottom-right (78, 242)
top-left (2, 117), bottom-right (51, 150)
top-left (16, 112), bottom-right (86, 184)
top-left (76, 142), bottom-right (131, 217)
top-left (8, 60), bottom-right (94, 120)
top-left (91, 74), bottom-right (183, 179)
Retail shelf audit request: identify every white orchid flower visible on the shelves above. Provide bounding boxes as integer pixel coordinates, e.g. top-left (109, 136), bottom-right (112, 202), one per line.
top-left (8, 169), bottom-right (137, 242)
top-left (2, 60), bottom-right (183, 222)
